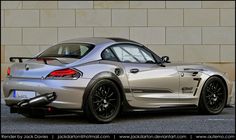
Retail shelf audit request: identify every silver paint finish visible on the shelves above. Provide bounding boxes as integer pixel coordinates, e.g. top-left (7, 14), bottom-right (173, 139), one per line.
top-left (3, 37), bottom-right (233, 110)
top-left (3, 78), bottom-right (90, 109)
top-left (122, 63), bottom-right (179, 108)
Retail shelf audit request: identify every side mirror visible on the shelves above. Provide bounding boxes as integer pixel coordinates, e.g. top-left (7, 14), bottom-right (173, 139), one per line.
top-left (161, 56), bottom-right (171, 63)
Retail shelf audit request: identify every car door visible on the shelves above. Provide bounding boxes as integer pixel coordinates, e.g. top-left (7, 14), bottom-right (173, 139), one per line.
top-left (110, 44), bottom-right (180, 107)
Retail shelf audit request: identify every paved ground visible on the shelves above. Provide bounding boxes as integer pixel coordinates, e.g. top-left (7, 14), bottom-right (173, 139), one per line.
top-left (1, 105), bottom-right (235, 134)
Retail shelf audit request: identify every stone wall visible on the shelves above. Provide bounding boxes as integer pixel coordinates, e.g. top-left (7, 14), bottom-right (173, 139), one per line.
top-left (1, 1), bottom-right (235, 80)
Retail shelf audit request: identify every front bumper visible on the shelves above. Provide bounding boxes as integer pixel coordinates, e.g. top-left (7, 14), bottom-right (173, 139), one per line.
top-left (3, 77), bottom-right (91, 109)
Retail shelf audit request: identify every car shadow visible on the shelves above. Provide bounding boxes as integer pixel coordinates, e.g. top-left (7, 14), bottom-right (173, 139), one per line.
top-left (116, 109), bottom-right (199, 122)
top-left (8, 108), bottom-right (205, 125)
top-left (3, 104), bottom-right (233, 125)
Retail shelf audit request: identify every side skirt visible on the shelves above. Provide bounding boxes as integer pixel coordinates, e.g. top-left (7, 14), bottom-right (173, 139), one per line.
top-left (121, 103), bottom-right (198, 112)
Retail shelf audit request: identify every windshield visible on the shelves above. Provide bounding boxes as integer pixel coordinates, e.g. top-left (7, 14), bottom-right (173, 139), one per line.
top-left (38, 43), bottom-right (94, 59)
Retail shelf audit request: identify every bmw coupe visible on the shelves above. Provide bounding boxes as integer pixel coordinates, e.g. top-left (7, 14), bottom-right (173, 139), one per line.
top-left (3, 37), bottom-right (233, 123)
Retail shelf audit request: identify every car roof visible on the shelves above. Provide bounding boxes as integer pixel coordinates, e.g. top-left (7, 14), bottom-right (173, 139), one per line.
top-left (60, 37), bottom-right (141, 46)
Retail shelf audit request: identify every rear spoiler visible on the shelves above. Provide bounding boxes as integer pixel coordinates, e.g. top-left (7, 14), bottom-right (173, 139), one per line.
top-left (9, 57), bottom-right (66, 64)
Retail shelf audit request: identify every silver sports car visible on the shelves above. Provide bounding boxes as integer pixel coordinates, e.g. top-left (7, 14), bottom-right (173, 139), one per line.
top-left (3, 37), bottom-right (233, 123)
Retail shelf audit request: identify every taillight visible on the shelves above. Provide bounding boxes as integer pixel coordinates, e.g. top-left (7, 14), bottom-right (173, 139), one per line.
top-left (46, 68), bottom-right (81, 79)
top-left (7, 67), bottom-right (11, 76)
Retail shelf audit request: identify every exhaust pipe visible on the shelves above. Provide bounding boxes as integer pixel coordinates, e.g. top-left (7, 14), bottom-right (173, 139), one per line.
top-left (17, 92), bottom-right (57, 108)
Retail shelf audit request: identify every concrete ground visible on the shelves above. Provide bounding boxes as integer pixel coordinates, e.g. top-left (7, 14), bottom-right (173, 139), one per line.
top-left (1, 105), bottom-right (235, 133)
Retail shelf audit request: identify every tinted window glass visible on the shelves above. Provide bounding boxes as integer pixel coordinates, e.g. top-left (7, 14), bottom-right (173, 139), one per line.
top-left (38, 43), bottom-right (94, 59)
top-left (111, 44), bottom-right (155, 63)
top-left (101, 48), bottom-right (118, 61)
top-left (139, 49), bottom-right (156, 63)
top-left (112, 46), bottom-right (138, 63)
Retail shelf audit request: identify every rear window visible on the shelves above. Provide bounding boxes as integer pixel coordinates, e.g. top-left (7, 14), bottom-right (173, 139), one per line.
top-left (38, 43), bottom-right (94, 59)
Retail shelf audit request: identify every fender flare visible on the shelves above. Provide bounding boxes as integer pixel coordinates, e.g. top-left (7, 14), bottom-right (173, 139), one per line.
top-left (199, 75), bottom-right (228, 106)
top-left (82, 71), bottom-right (127, 110)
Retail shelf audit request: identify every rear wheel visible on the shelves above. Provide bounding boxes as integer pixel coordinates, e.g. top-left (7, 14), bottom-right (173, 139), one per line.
top-left (198, 76), bottom-right (227, 115)
top-left (84, 79), bottom-right (121, 123)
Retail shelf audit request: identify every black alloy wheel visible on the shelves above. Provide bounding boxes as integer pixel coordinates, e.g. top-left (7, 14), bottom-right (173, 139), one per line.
top-left (198, 76), bottom-right (227, 115)
top-left (84, 79), bottom-right (121, 123)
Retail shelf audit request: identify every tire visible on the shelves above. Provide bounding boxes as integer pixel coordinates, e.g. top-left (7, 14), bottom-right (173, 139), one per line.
top-left (198, 76), bottom-right (227, 115)
top-left (84, 79), bottom-right (121, 123)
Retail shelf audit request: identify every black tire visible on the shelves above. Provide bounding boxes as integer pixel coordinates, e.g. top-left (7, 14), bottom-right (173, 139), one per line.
top-left (198, 76), bottom-right (227, 115)
top-left (84, 79), bottom-right (121, 123)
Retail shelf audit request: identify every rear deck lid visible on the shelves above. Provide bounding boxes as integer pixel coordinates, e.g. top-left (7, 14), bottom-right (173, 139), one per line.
top-left (9, 61), bottom-right (64, 79)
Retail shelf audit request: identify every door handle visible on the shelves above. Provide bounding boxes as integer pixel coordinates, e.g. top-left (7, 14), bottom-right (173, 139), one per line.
top-left (130, 68), bottom-right (139, 73)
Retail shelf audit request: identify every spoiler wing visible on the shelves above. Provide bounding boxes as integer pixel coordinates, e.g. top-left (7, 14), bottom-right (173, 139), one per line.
top-left (9, 57), bottom-right (67, 64)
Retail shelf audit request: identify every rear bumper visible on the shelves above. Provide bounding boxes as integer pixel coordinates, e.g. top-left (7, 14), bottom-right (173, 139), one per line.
top-left (10, 105), bottom-right (83, 115)
top-left (3, 77), bottom-right (91, 109)
top-left (9, 92), bottom-right (58, 115)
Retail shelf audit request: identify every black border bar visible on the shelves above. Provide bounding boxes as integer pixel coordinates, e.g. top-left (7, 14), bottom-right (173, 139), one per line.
top-left (1, 134), bottom-right (235, 140)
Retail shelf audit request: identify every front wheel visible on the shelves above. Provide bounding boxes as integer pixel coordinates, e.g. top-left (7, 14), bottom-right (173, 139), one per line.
top-left (198, 76), bottom-right (227, 115)
top-left (84, 79), bottom-right (121, 123)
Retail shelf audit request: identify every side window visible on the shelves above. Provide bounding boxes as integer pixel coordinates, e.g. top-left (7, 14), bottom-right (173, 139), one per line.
top-left (139, 49), bottom-right (156, 63)
top-left (101, 48), bottom-right (118, 61)
top-left (112, 46), bottom-right (138, 63)
top-left (111, 44), bottom-right (155, 64)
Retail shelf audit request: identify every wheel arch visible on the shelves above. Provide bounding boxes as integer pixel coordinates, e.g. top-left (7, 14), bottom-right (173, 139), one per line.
top-left (201, 75), bottom-right (228, 106)
top-left (211, 75), bottom-right (228, 105)
top-left (82, 71), bottom-right (126, 110)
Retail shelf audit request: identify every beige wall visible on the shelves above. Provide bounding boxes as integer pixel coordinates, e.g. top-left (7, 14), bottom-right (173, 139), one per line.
top-left (1, 1), bottom-right (235, 80)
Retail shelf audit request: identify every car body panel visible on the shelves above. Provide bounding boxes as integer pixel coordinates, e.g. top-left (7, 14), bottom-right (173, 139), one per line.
top-left (3, 77), bottom-right (90, 109)
top-left (3, 37), bottom-right (233, 112)
top-left (9, 62), bottom-right (63, 79)
top-left (122, 63), bottom-right (179, 108)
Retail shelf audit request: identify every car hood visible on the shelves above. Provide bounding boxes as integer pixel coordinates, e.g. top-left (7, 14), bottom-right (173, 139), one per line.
top-left (166, 62), bottom-right (225, 76)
